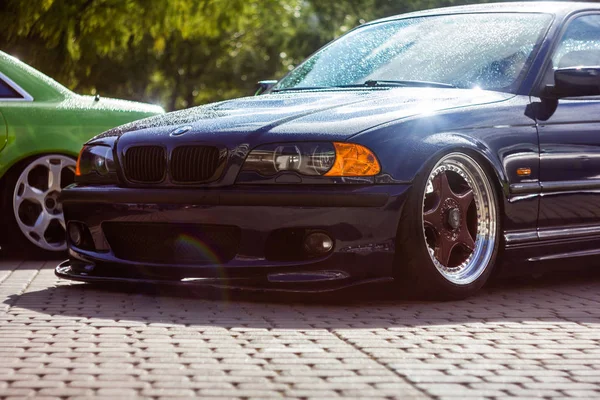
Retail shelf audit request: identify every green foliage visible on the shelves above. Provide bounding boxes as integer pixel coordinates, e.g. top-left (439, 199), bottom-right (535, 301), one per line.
top-left (0, 0), bottom-right (499, 110)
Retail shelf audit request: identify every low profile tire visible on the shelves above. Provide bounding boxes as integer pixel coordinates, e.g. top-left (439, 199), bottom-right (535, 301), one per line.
top-left (1, 154), bottom-right (76, 257)
top-left (394, 152), bottom-right (500, 300)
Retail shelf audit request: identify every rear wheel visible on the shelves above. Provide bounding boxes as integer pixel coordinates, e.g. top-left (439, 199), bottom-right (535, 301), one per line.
top-left (395, 152), bottom-right (500, 300)
top-left (1, 155), bottom-right (76, 256)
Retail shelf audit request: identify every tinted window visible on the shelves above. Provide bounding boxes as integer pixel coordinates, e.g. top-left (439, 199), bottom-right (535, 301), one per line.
top-left (276, 13), bottom-right (552, 94)
top-left (553, 15), bottom-right (600, 70)
top-left (0, 78), bottom-right (23, 99)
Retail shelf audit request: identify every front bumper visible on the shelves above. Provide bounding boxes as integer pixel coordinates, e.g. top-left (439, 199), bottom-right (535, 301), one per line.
top-left (58, 184), bottom-right (409, 290)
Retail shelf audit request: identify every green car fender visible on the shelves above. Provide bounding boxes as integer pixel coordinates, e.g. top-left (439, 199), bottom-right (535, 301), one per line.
top-left (0, 96), bottom-right (163, 177)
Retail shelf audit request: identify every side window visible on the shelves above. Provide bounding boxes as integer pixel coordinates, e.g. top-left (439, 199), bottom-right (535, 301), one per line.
top-left (0, 78), bottom-right (23, 99)
top-left (548, 14), bottom-right (600, 84)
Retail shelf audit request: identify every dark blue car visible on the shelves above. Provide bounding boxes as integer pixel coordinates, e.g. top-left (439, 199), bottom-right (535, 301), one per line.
top-left (57, 1), bottom-right (600, 299)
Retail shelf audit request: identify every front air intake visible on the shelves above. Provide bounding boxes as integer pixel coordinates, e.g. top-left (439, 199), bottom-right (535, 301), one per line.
top-left (102, 222), bottom-right (241, 264)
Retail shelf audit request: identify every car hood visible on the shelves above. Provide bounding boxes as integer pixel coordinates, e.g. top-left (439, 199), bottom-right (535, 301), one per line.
top-left (98, 88), bottom-right (513, 143)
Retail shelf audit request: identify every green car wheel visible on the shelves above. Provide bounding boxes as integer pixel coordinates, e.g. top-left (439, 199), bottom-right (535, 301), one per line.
top-left (0, 51), bottom-right (163, 255)
top-left (7, 154), bottom-right (76, 252)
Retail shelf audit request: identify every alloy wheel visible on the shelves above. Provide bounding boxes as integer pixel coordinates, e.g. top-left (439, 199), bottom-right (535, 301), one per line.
top-left (422, 153), bottom-right (497, 285)
top-left (12, 155), bottom-right (76, 252)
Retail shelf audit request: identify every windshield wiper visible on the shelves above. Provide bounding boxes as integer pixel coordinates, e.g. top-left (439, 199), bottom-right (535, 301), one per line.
top-left (353, 80), bottom-right (457, 89)
top-left (272, 86), bottom-right (333, 92)
top-left (272, 80), bottom-right (457, 92)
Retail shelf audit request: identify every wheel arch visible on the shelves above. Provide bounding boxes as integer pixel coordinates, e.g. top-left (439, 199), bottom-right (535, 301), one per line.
top-left (419, 143), bottom-right (508, 210)
top-left (352, 121), bottom-right (514, 202)
top-left (384, 129), bottom-right (510, 202)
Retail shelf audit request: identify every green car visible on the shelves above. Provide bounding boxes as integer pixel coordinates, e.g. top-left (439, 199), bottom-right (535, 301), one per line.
top-left (0, 51), bottom-right (163, 255)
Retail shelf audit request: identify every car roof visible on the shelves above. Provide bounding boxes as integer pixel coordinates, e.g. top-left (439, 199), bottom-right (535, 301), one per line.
top-left (369, 1), bottom-right (599, 25)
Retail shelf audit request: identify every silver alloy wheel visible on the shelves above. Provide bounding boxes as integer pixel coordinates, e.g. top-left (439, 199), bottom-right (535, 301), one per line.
top-left (421, 153), bottom-right (497, 285)
top-left (12, 155), bottom-right (76, 252)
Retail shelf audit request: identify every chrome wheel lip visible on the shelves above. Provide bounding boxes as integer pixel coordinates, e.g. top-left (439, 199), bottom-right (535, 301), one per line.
top-left (422, 153), bottom-right (497, 285)
top-left (12, 155), bottom-right (76, 252)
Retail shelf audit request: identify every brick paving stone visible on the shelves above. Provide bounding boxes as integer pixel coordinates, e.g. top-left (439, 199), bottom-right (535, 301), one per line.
top-left (38, 388), bottom-right (95, 396)
top-left (2, 259), bottom-right (600, 398)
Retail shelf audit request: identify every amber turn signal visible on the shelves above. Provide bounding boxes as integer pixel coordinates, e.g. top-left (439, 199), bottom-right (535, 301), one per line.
top-left (516, 167), bottom-right (531, 177)
top-left (325, 143), bottom-right (381, 177)
top-left (75, 147), bottom-right (85, 176)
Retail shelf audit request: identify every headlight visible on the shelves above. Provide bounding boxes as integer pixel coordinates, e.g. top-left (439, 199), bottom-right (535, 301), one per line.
top-left (75, 145), bottom-right (117, 182)
top-left (241, 142), bottom-right (380, 177)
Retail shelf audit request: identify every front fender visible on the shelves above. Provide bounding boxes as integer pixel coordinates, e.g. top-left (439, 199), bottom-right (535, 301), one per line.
top-left (416, 132), bottom-right (509, 197)
top-left (350, 99), bottom-right (539, 201)
top-left (354, 125), bottom-right (513, 197)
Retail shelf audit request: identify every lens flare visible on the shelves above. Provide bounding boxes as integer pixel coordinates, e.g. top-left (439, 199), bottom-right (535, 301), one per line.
top-left (173, 233), bottom-right (222, 265)
top-left (173, 233), bottom-right (231, 302)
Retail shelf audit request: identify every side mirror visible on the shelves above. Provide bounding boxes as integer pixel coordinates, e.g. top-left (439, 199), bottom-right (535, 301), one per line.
top-left (255, 80), bottom-right (277, 96)
top-left (545, 67), bottom-right (600, 98)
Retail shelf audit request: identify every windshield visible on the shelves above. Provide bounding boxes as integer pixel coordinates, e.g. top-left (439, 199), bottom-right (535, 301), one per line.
top-left (275, 13), bottom-right (552, 93)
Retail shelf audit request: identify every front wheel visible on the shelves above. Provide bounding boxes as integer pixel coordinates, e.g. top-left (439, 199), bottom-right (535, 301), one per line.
top-left (1, 154), bottom-right (76, 256)
top-left (395, 152), bottom-right (500, 300)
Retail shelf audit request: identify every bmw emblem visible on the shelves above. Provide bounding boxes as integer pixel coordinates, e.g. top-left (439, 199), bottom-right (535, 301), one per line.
top-left (170, 126), bottom-right (192, 137)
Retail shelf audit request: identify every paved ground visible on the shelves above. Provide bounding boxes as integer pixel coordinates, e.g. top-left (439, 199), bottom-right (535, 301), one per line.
top-left (1, 258), bottom-right (600, 399)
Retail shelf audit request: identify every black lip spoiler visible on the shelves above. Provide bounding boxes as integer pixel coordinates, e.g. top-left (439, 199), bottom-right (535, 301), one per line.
top-left (55, 260), bottom-right (393, 293)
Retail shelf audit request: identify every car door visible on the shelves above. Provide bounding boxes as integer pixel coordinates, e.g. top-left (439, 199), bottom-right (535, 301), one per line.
top-left (537, 13), bottom-right (600, 233)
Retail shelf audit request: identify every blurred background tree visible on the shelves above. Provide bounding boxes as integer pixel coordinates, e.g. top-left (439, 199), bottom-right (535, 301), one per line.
top-left (0, 0), bottom-right (499, 110)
